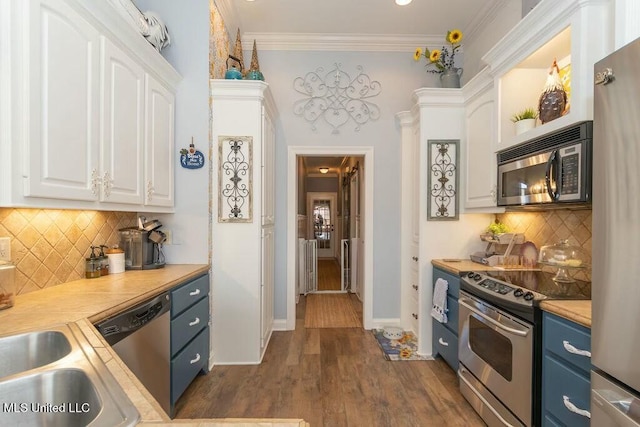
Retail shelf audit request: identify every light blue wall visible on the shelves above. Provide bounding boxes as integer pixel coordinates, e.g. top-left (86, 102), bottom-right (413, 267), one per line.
top-left (252, 49), bottom-right (432, 319)
top-left (134, 0), bottom-right (211, 264)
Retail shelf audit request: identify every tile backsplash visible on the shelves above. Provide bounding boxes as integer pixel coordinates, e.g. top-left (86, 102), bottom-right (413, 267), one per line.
top-left (496, 209), bottom-right (592, 281)
top-left (0, 209), bottom-right (137, 295)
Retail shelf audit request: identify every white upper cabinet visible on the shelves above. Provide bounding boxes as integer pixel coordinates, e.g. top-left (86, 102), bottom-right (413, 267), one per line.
top-left (483, 0), bottom-right (613, 152)
top-left (462, 68), bottom-right (500, 210)
top-left (144, 76), bottom-right (175, 208)
top-left (25, 0), bottom-right (101, 202)
top-left (101, 37), bottom-right (144, 205)
top-left (2, 0), bottom-right (180, 212)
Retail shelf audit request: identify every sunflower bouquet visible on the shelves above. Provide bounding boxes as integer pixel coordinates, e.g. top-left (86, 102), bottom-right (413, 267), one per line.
top-left (414, 29), bottom-right (463, 74)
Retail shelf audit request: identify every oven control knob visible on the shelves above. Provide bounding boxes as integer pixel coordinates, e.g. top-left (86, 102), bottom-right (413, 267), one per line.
top-left (514, 288), bottom-right (524, 297)
top-left (473, 274), bottom-right (482, 281)
top-left (467, 272), bottom-right (475, 278)
top-left (523, 291), bottom-right (535, 301)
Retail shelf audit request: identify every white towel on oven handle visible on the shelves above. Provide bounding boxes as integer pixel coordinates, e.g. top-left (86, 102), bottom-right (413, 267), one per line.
top-left (431, 278), bottom-right (448, 323)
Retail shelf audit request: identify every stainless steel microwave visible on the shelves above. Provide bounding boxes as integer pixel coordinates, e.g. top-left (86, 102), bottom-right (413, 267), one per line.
top-left (497, 121), bottom-right (592, 208)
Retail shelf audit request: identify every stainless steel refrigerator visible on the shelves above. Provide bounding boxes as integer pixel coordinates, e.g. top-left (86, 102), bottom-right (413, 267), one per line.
top-left (592, 36), bottom-right (640, 426)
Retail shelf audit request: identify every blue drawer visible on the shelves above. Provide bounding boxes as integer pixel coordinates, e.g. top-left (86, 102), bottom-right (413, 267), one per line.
top-left (171, 274), bottom-right (209, 317)
top-left (170, 297), bottom-right (209, 356)
top-left (543, 354), bottom-right (591, 427)
top-left (543, 414), bottom-right (563, 427)
top-left (543, 313), bottom-right (591, 374)
top-left (171, 327), bottom-right (209, 404)
top-left (433, 267), bottom-right (460, 298)
top-left (443, 295), bottom-right (458, 336)
top-left (433, 321), bottom-right (458, 371)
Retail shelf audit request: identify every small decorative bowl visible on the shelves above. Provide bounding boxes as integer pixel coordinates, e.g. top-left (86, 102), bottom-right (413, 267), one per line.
top-left (382, 326), bottom-right (404, 340)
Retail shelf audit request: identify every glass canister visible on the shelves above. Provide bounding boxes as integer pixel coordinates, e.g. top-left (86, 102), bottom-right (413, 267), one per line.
top-left (0, 260), bottom-right (16, 310)
top-left (85, 246), bottom-right (101, 279)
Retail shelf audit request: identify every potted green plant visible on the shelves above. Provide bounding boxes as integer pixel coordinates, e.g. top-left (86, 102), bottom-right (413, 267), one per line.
top-left (511, 108), bottom-right (538, 135)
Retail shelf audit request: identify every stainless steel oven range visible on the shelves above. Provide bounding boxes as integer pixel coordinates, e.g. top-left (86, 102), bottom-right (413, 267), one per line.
top-left (458, 270), bottom-right (590, 427)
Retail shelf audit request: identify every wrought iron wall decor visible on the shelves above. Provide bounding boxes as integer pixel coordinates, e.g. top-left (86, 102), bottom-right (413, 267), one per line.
top-left (427, 139), bottom-right (459, 220)
top-left (293, 63), bottom-right (381, 134)
top-left (218, 136), bottom-right (253, 223)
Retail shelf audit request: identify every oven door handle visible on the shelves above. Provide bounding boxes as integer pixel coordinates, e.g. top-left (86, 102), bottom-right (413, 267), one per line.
top-left (459, 298), bottom-right (530, 337)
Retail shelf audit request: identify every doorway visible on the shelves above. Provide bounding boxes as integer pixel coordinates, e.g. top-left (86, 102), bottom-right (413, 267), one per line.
top-left (307, 192), bottom-right (337, 259)
top-left (286, 146), bottom-right (374, 331)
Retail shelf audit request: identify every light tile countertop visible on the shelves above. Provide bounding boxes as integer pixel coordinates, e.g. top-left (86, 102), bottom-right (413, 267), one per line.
top-left (431, 259), bottom-right (592, 328)
top-left (0, 265), bottom-right (309, 427)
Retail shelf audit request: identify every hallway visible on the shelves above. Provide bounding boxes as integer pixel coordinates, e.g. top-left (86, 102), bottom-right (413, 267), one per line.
top-left (174, 297), bottom-right (485, 426)
top-left (317, 259), bottom-right (341, 291)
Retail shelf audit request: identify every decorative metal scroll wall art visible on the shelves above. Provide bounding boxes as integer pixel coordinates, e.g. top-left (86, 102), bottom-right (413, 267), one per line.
top-left (293, 63), bottom-right (381, 134)
top-left (218, 136), bottom-right (253, 223)
top-left (427, 140), bottom-right (459, 220)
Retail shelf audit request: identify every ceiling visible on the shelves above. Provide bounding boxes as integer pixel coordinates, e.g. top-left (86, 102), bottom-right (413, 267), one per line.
top-left (220, 0), bottom-right (506, 50)
top-left (303, 156), bottom-right (349, 175)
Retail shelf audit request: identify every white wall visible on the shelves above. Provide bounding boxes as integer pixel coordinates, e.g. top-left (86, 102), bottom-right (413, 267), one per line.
top-left (134, 0), bottom-right (211, 264)
top-left (253, 49), bottom-right (427, 320)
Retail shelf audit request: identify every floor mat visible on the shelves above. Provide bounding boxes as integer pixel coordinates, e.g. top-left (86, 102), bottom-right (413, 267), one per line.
top-left (372, 329), bottom-right (428, 361)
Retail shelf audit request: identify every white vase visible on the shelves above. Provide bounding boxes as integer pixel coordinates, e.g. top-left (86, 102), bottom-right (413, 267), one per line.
top-left (515, 118), bottom-right (536, 135)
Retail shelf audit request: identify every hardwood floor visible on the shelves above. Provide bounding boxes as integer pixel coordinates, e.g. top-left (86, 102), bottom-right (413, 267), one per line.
top-left (317, 258), bottom-right (341, 291)
top-left (174, 296), bottom-right (486, 427)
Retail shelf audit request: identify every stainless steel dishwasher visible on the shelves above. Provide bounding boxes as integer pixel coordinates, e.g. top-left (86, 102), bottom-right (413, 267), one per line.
top-left (96, 291), bottom-right (171, 415)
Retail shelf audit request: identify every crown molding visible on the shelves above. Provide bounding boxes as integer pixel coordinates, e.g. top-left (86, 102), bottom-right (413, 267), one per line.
top-left (213, 0), bottom-right (240, 40)
top-left (464, 0), bottom-right (509, 43)
top-left (240, 32), bottom-right (444, 52)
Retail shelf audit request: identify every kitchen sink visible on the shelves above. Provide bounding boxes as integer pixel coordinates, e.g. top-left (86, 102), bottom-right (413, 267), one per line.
top-left (0, 324), bottom-right (139, 426)
top-left (0, 369), bottom-right (102, 426)
top-left (0, 330), bottom-right (72, 378)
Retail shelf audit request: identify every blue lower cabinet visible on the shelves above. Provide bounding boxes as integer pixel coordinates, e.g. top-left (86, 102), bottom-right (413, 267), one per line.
top-left (433, 320), bottom-right (458, 371)
top-left (171, 327), bottom-right (209, 404)
top-left (541, 312), bottom-right (591, 427)
top-left (169, 273), bottom-right (210, 415)
top-left (432, 267), bottom-right (461, 371)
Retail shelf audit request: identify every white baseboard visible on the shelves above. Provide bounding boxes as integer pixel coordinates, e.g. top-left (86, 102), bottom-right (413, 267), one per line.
top-left (370, 318), bottom-right (401, 330)
top-left (272, 318), bottom-right (289, 331)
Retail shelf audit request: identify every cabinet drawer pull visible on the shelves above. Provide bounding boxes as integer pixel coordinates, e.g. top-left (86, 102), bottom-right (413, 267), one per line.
top-left (189, 317), bottom-right (200, 327)
top-left (563, 395), bottom-right (591, 418)
top-left (189, 353), bottom-right (201, 364)
top-left (412, 284), bottom-right (418, 291)
top-left (412, 313), bottom-right (418, 319)
top-left (563, 340), bottom-right (591, 358)
top-left (438, 337), bottom-right (449, 347)
top-left (412, 256), bottom-right (418, 262)
top-left (189, 288), bottom-right (201, 297)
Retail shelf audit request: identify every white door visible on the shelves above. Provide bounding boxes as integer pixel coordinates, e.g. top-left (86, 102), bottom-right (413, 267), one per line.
top-left (101, 37), bottom-right (144, 204)
top-left (307, 192), bottom-right (337, 259)
top-left (144, 75), bottom-right (175, 207)
top-left (25, 0), bottom-right (100, 201)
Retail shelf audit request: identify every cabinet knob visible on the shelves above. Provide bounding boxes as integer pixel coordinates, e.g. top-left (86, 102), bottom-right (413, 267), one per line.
top-left (412, 256), bottom-right (418, 262)
top-left (147, 181), bottom-right (154, 201)
top-left (412, 284), bottom-right (418, 291)
top-left (412, 313), bottom-right (418, 319)
top-left (91, 169), bottom-right (100, 197)
top-left (102, 171), bottom-right (113, 198)
top-left (189, 353), bottom-right (201, 364)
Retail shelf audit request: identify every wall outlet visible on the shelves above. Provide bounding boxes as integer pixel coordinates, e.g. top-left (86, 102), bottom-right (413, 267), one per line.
top-left (163, 230), bottom-right (172, 245)
top-left (0, 237), bottom-right (11, 261)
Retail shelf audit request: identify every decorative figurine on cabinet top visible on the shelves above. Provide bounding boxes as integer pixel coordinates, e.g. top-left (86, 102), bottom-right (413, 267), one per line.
top-left (538, 59), bottom-right (568, 124)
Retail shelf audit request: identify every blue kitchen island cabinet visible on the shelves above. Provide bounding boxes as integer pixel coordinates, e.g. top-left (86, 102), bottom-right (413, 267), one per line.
top-left (170, 273), bottom-right (210, 415)
top-left (431, 267), bottom-right (460, 371)
top-left (542, 311), bottom-right (591, 426)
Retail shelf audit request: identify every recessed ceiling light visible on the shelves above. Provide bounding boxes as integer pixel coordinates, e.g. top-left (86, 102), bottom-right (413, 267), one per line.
top-left (319, 167), bottom-right (329, 174)
top-left (395, 0), bottom-right (412, 5)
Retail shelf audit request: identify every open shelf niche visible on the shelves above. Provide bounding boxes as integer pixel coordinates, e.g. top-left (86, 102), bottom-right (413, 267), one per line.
top-left (483, 0), bottom-right (613, 152)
